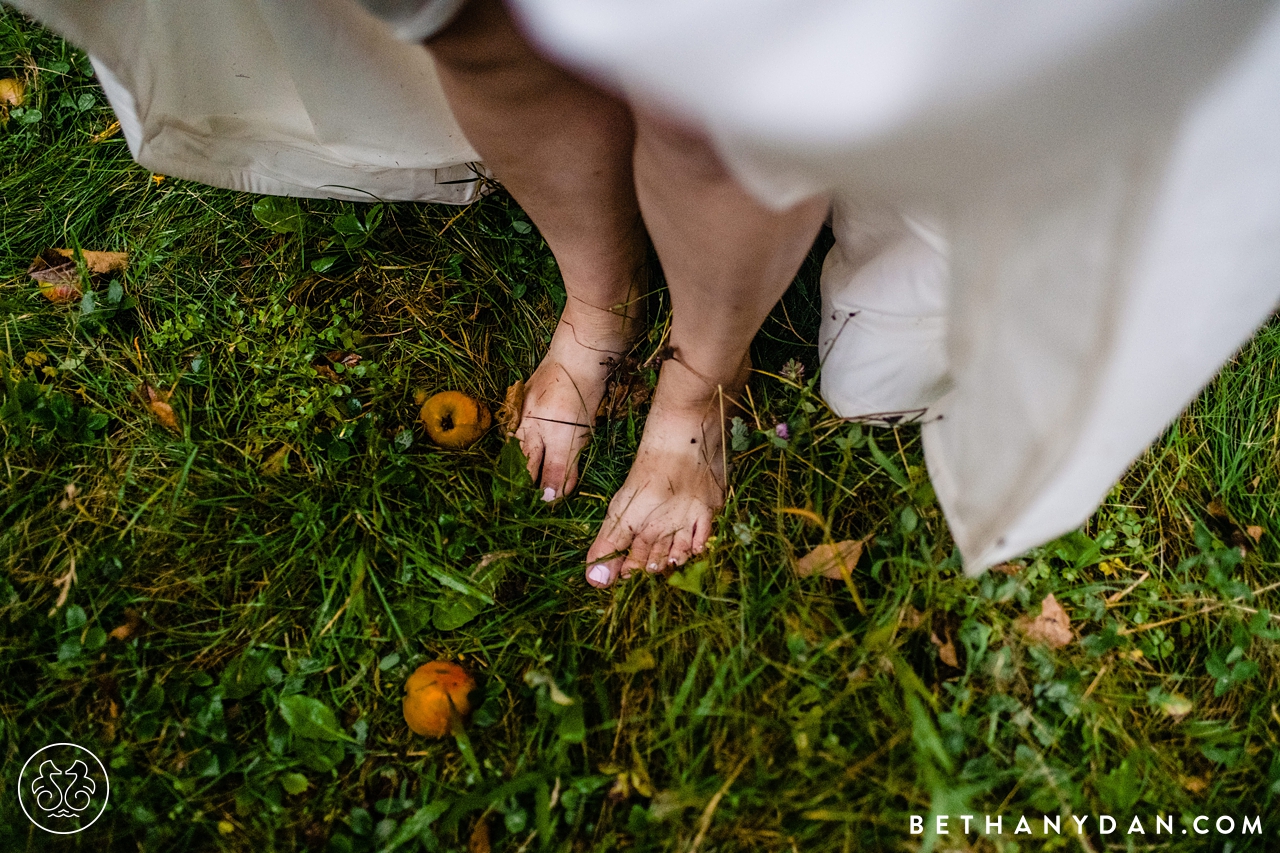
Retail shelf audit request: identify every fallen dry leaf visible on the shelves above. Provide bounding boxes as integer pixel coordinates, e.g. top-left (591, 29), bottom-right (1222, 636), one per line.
top-left (989, 562), bottom-right (1024, 575)
top-left (0, 77), bottom-right (26, 107)
top-left (260, 445), bottom-right (291, 476)
top-left (795, 539), bottom-right (864, 579)
top-left (143, 383), bottom-right (181, 434)
top-left (931, 632), bottom-right (960, 668)
top-left (595, 356), bottom-right (652, 420)
top-left (467, 818), bottom-right (491, 853)
top-left (29, 248), bottom-right (129, 303)
top-left (1154, 692), bottom-right (1193, 720)
top-left (1182, 776), bottom-right (1209, 795)
top-left (312, 351), bottom-right (361, 383)
top-left (48, 559), bottom-right (77, 617)
top-left (497, 379), bottom-right (525, 435)
top-left (90, 120), bottom-right (121, 143)
top-left (1246, 525), bottom-right (1264, 543)
top-left (1017, 593), bottom-right (1073, 648)
top-left (109, 608), bottom-right (143, 642)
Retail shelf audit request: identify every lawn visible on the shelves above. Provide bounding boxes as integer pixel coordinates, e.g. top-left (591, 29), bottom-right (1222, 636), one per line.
top-left (2, 12), bottom-right (1279, 852)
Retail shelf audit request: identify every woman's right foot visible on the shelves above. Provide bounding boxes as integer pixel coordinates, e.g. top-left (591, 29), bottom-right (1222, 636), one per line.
top-left (583, 356), bottom-right (749, 587)
top-left (515, 298), bottom-right (641, 499)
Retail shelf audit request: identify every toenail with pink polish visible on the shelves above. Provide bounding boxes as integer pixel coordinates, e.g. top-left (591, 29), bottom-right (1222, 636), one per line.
top-left (647, 562), bottom-right (658, 571)
top-left (541, 486), bottom-right (557, 502)
top-left (587, 564), bottom-right (611, 585)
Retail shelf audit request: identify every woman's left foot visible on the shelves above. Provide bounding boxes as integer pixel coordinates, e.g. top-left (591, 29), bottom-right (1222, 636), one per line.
top-left (515, 298), bottom-right (640, 499)
top-left (584, 357), bottom-right (747, 587)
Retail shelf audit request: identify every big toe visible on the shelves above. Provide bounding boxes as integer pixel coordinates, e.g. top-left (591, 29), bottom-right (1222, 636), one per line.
top-left (585, 520), bottom-right (634, 588)
top-left (538, 449), bottom-right (578, 501)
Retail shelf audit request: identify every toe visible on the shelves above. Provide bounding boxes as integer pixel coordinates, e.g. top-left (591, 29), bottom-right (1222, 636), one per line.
top-left (585, 517), bottom-right (633, 588)
top-left (690, 505), bottom-right (714, 554)
top-left (538, 438), bottom-right (581, 499)
top-left (668, 525), bottom-right (694, 567)
top-left (644, 532), bottom-right (675, 573)
top-left (621, 527), bottom-right (659, 577)
top-left (518, 429), bottom-right (545, 486)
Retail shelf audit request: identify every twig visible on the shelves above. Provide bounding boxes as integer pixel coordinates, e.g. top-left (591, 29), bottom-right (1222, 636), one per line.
top-left (1081, 665), bottom-right (1108, 701)
top-left (687, 756), bottom-right (749, 853)
top-left (1106, 571), bottom-right (1150, 606)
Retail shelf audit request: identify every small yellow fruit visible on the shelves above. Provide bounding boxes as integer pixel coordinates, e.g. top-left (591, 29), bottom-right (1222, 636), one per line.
top-left (0, 78), bottom-right (26, 108)
top-left (419, 391), bottom-right (491, 449)
top-left (36, 280), bottom-right (83, 304)
top-left (403, 661), bottom-right (477, 738)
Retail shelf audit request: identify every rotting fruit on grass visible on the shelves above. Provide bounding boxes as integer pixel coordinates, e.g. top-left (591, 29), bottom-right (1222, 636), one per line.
top-left (403, 661), bottom-right (477, 737)
top-left (419, 390), bottom-right (491, 449)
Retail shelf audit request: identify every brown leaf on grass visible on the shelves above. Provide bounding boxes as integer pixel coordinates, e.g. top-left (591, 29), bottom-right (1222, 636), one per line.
top-left (467, 818), bottom-right (491, 853)
top-left (0, 77), bottom-right (26, 107)
top-left (931, 632), bottom-right (959, 668)
top-left (109, 608), bottom-right (143, 642)
top-left (326, 350), bottom-right (362, 368)
top-left (312, 351), bottom-right (361, 383)
top-left (29, 248), bottom-right (128, 280)
top-left (143, 383), bottom-right (181, 434)
top-left (990, 562), bottom-right (1024, 575)
top-left (1017, 593), bottom-right (1073, 648)
top-left (89, 119), bottom-right (121, 143)
top-left (48, 559), bottom-right (77, 617)
top-left (1246, 525), bottom-right (1264, 543)
top-left (596, 357), bottom-right (652, 421)
top-left (497, 379), bottom-right (525, 435)
top-left (29, 248), bottom-right (129, 304)
top-left (1182, 776), bottom-right (1209, 795)
top-left (795, 539), bottom-right (864, 579)
top-left (260, 445), bottom-right (291, 476)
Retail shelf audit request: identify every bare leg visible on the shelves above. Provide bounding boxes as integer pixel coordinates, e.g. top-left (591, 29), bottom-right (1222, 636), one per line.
top-left (426, 0), bottom-right (646, 498)
top-left (585, 112), bottom-right (829, 587)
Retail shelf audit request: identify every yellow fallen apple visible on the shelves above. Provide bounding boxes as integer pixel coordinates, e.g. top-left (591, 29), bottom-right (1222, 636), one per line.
top-left (403, 661), bottom-right (477, 738)
top-left (419, 390), bottom-right (491, 449)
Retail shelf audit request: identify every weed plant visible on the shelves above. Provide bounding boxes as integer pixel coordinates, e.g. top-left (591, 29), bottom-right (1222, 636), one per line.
top-left (2, 12), bottom-right (1279, 852)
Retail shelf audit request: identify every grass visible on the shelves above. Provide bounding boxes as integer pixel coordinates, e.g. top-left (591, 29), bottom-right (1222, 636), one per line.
top-left (2, 11), bottom-right (1280, 852)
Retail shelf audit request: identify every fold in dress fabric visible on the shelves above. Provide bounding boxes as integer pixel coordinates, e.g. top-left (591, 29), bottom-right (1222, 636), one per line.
top-left (12, 0), bottom-right (486, 203)
top-left (14, 1), bottom-right (1280, 574)
top-left (511, 0), bottom-right (1280, 573)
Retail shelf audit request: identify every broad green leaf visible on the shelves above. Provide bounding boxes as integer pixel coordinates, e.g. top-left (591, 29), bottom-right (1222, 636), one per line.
top-left (279, 694), bottom-right (344, 741)
top-left (252, 197), bottom-right (304, 233)
top-left (294, 737), bottom-right (344, 772)
top-left (220, 648), bottom-right (277, 699)
top-left (667, 558), bottom-right (709, 595)
top-left (384, 802), bottom-right (450, 851)
top-left (280, 772), bottom-right (309, 795)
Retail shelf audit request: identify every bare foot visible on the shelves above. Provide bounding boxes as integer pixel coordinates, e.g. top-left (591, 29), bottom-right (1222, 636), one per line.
top-left (584, 357), bottom-right (748, 587)
top-left (516, 299), bottom-right (640, 499)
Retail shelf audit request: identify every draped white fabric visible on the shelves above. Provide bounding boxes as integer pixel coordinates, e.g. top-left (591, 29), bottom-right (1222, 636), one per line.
top-left (14, 0), bottom-right (1280, 573)
top-left (12, 0), bottom-right (486, 203)
top-left (512, 0), bottom-right (1280, 573)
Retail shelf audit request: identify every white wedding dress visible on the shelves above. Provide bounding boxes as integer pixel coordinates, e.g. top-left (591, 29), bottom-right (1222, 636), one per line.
top-left (15, 0), bottom-right (1280, 574)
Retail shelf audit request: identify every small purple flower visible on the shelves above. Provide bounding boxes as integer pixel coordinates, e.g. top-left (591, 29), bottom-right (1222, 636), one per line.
top-left (780, 358), bottom-right (806, 383)
top-left (774, 422), bottom-right (790, 440)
